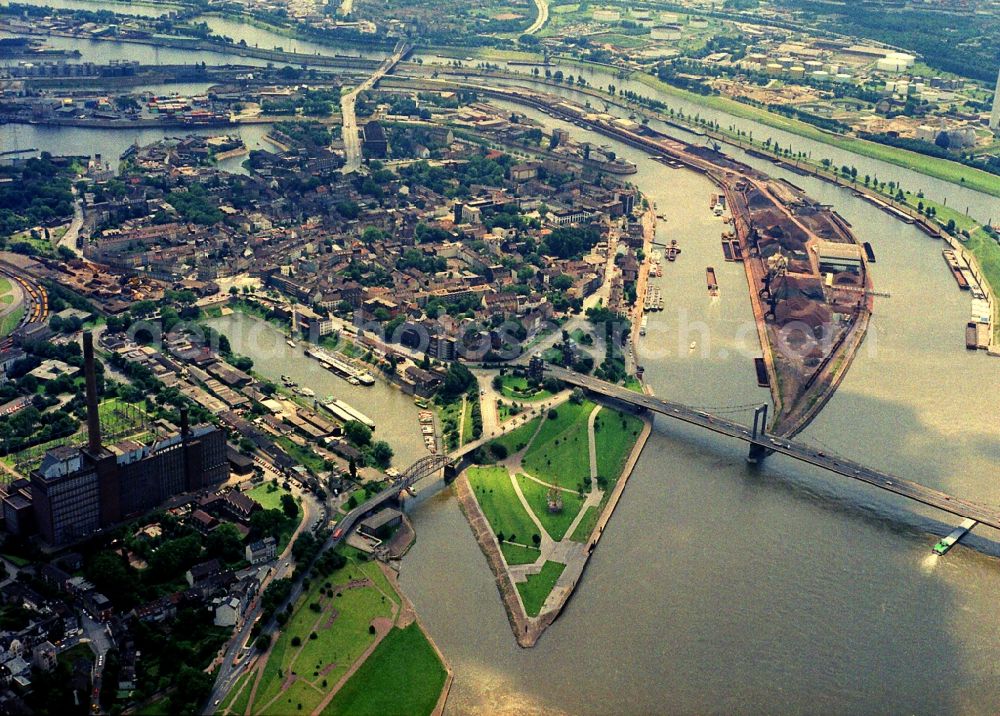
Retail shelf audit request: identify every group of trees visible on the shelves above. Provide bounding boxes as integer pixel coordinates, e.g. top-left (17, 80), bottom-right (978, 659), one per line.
top-left (342, 419), bottom-right (394, 469)
top-left (0, 153), bottom-right (74, 238)
top-left (165, 183), bottom-right (224, 225)
top-left (542, 226), bottom-right (602, 260)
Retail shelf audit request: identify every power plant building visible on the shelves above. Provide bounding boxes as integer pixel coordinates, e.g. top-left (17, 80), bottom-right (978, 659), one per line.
top-left (6, 332), bottom-right (228, 546)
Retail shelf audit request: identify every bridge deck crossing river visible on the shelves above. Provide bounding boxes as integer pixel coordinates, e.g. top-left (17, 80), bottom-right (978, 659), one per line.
top-left (543, 366), bottom-right (1000, 532)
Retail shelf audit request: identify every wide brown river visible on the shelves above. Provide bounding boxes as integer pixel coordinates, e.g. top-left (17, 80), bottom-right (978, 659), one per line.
top-left (11, 16), bottom-right (1000, 709)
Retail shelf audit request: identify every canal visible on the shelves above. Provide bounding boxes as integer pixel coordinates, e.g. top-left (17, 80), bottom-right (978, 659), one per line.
top-left (477, 66), bottom-right (1000, 222)
top-left (4, 16), bottom-right (994, 219)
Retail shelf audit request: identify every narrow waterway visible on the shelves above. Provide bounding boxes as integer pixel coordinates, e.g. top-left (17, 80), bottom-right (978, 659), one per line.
top-left (397, 102), bottom-right (1000, 715)
top-left (205, 312), bottom-right (428, 468)
top-left (1, 0), bottom-right (178, 17)
top-left (2, 24), bottom-right (997, 219)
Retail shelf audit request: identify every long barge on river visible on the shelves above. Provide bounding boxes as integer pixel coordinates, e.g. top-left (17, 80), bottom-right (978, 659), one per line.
top-left (305, 346), bottom-right (375, 386)
top-left (320, 398), bottom-right (376, 430)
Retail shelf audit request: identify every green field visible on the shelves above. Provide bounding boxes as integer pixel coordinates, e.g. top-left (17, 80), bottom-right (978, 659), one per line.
top-left (466, 466), bottom-right (540, 564)
top-left (219, 670), bottom-right (253, 714)
top-left (485, 415), bottom-right (542, 457)
top-left (593, 409), bottom-right (644, 483)
top-left (500, 541), bottom-right (541, 565)
top-left (461, 396), bottom-right (475, 445)
top-left (0, 303), bottom-right (25, 339)
top-left (965, 229), bottom-right (1000, 342)
top-left (246, 558), bottom-right (395, 714)
top-left (56, 643), bottom-right (94, 670)
top-left (247, 482), bottom-right (294, 511)
top-left (516, 561), bottom-right (566, 617)
top-left (515, 473), bottom-right (584, 541)
top-left (246, 482), bottom-right (300, 551)
top-left (569, 505), bottom-right (599, 543)
top-left (521, 400), bottom-right (595, 490)
top-left (497, 374), bottom-right (552, 402)
top-left (321, 623), bottom-right (446, 716)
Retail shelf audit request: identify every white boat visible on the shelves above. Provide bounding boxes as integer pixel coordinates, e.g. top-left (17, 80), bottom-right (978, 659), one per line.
top-left (286, 339), bottom-right (297, 348)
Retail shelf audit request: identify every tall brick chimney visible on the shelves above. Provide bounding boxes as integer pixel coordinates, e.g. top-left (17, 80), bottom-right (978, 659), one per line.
top-left (82, 331), bottom-right (102, 453)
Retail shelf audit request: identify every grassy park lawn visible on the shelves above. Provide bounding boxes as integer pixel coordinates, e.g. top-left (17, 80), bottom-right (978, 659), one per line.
top-left (247, 482), bottom-right (300, 551)
top-left (467, 466), bottom-right (541, 565)
top-left (500, 542), bottom-right (541, 565)
top-left (485, 415), bottom-right (541, 457)
top-left (247, 557), bottom-right (395, 715)
top-left (594, 409), bottom-right (644, 485)
top-left (247, 481), bottom-right (294, 511)
top-left (497, 374), bottom-right (551, 402)
top-left (515, 473), bottom-right (584, 541)
top-left (0, 304), bottom-right (25, 339)
top-left (56, 643), bottom-right (94, 670)
top-left (436, 398), bottom-right (464, 450)
top-left (521, 400), bottom-right (595, 490)
top-left (461, 396), bottom-right (475, 445)
top-left (516, 561), bottom-right (566, 617)
top-left (321, 622), bottom-right (446, 716)
top-left (569, 506), bottom-right (599, 543)
top-left (219, 670), bottom-right (253, 714)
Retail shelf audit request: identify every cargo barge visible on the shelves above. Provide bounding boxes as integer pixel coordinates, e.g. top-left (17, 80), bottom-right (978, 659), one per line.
top-left (862, 242), bottom-right (876, 263)
top-left (754, 357), bottom-right (769, 387)
top-left (966, 322), bottom-right (978, 350)
top-left (305, 346), bottom-right (375, 385)
top-left (706, 267), bottom-right (719, 296)
top-left (942, 250), bottom-right (970, 290)
top-left (933, 518), bottom-right (978, 556)
top-left (321, 398), bottom-right (376, 430)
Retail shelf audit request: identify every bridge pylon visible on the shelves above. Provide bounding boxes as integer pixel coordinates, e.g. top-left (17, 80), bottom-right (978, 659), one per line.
top-left (747, 404), bottom-right (769, 464)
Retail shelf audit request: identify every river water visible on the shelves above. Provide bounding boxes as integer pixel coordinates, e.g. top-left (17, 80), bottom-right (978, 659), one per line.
top-left (5, 22), bottom-right (1000, 712)
top-left (206, 312), bottom-right (429, 468)
top-left (394, 104), bottom-right (1000, 715)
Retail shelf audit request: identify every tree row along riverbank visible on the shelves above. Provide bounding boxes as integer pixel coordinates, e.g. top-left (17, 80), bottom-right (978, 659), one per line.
top-left (454, 47), bottom-right (1000, 200)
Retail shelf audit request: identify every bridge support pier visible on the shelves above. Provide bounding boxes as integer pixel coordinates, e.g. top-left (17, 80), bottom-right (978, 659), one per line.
top-left (747, 404), bottom-right (769, 464)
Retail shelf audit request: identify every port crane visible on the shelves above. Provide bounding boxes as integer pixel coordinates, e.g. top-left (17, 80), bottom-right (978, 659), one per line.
top-left (759, 253), bottom-right (788, 320)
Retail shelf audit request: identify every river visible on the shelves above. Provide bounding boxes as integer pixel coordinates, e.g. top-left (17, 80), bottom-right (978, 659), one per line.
top-left (6, 23), bottom-right (1000, 713)
top-left (480, 67), bottom-right (1000, 222)
top-left (394, 103), bottom-right (1000, 715)
top-left (0, 118), bottom-right (270, 173)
